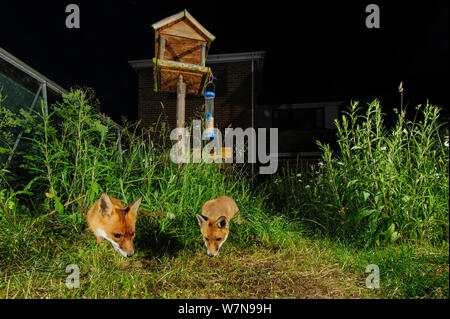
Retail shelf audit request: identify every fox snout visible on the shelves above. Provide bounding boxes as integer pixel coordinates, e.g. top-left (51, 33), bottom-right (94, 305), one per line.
top-left (117, 242), bottom-right (135, 258)
top-left (206, 250), bottom-right (218, 257)
top-left (120, 248), bottom-right (134, 258)
top-left (115, 246), bottom-right (134, 258)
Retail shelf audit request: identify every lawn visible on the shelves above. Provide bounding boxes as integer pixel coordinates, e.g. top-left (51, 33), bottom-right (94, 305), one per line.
top-left (1, 213), bottom-right (447, 299)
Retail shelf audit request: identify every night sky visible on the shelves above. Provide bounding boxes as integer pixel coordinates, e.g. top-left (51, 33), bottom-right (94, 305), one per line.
top-left (1, 0), bottom-right (448, 123)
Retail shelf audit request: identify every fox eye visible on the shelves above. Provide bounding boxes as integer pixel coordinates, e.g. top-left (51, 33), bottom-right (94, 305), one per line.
top-left (131, 232), bottom-right (135, 237)
top-left (114, 233), bottom-right (122, 239)
top-left (205, 237), bottom-right (209, 242)
top-left (216, 238), bottom-right (222, 242)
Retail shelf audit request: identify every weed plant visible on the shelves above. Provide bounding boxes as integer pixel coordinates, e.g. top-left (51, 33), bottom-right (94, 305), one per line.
top-left (266, 100), bottom-right (449, 246)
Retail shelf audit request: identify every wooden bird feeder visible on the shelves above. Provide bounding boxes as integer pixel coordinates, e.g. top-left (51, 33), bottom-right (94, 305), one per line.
top-left (152, 9), bottom-right (215, 96)
top-left (152, 10), bottom-right (215, 161)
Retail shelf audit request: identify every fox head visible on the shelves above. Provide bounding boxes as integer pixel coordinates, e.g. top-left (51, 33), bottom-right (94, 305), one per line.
top-left (196, 214), bottom-right (229, 257)
top-left (94, 193), bottom-right (142, 258)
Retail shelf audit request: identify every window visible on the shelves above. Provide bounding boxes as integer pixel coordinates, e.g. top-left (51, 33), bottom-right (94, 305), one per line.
top-left (273, 107), bottom-right (325, 132)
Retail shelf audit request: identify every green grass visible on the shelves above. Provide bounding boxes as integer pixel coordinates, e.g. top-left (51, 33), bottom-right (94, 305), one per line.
top-left (0, 88), bottom-right (448, 299)
top-left (0, 214), bottom-right (447, 298)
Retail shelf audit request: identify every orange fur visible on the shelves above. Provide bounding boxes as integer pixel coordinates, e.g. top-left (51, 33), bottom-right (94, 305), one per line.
top-left (86, 193), bottom-right (142, 257)
top-left (196, 196), bottom-right (239, 257)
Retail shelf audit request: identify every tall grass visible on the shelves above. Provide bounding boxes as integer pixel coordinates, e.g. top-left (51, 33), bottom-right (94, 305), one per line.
top-left (1, 88), bottom-right (302, 253)
top-left (267, 100), bottom-right (449, 246)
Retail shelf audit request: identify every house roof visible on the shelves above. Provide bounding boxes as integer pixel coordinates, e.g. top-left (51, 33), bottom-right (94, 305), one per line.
top-left (152, 9), bottom-right (215, 42)
top-left (129, 51), bottom-right (265, 70)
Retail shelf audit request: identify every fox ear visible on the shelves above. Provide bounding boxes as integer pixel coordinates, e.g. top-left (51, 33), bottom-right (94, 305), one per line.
top-left (99, 193), bottom-right (113, 216)
top-left (128, 197), bottom-right (142, 217)
top-left (196, 214), bottom-right (208, 226)
top-left (216, 216), bottom-right (229, 229)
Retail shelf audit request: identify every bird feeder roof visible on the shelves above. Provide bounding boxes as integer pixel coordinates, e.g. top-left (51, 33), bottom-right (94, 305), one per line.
top-left (151, 9), bottom-right (216, 43)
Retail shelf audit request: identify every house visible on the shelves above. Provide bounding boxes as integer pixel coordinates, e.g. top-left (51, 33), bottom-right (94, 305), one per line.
top-left (128, 51), bottom-right (265, 132)
top-left (129, 10), bottom-right (342, 167)
top-left (129, 51), bottom-right (342, 163)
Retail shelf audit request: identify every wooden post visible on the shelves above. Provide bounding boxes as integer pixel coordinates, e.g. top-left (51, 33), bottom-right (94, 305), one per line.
top-left (177, 74), bottom-right (186, 128)
top-left (159, 36), bottom-right (166, 60)
top-left (200, 43), bottom-right (206, 66)
top-left (176, 75), bottom-right (186, 160)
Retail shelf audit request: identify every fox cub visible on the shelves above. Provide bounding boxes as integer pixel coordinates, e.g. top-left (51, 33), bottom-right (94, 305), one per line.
top-left (87, 193), bottom-right (142, 257)
top-left (196, 196), bottom-right (239, 257)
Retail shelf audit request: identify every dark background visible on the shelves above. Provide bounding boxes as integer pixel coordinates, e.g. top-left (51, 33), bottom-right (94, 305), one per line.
top-left (1, 0), bottom-right (448, 123)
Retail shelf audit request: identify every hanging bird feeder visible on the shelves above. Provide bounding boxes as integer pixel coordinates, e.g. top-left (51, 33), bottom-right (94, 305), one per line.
top-left (204, 74), bottom-right (215, 140)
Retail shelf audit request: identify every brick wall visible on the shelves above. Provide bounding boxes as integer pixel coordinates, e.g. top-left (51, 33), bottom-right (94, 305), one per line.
top-left (137, 61), bottom-right (254, 132)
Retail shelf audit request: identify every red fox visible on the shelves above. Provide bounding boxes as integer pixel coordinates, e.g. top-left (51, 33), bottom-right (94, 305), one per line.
top-left (196, 196), bottom-right (239, 257)
top-left (87, 193), bottom-right (142, 258)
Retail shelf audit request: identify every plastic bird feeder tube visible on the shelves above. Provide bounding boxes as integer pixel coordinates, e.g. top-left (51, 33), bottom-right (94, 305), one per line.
top-left (204, 90), bottom-right (215, 140)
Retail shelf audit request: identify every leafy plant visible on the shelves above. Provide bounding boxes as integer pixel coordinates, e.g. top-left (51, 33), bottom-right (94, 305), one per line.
top-left (0, 88), bottom-right (19, 164)
top-left (266, 99), bottom-right (449, 246)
